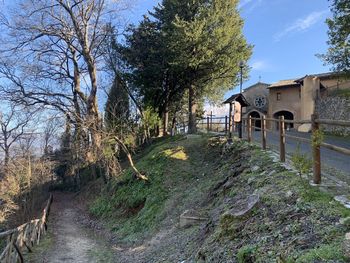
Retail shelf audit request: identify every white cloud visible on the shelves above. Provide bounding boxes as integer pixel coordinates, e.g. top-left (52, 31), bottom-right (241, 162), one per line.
top-left (274, 10), bottom-right (328, 42)
top-left (251, 60), bottom-right (268, 71)
top-left (251, 59), bottom-right (274, 72)
top-left (238, 0), bottom-right (253, 9)
top-left (238, 0), bottom-right (263, 11)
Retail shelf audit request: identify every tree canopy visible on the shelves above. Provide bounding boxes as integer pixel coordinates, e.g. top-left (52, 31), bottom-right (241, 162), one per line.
top-left (118, 0), bottom-right (252, 133)
top-left (320, 0), bottom-right (350, 75)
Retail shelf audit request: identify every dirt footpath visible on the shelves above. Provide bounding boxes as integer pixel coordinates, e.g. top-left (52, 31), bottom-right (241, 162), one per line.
top-left (29, 192), bottom-right (113, 263)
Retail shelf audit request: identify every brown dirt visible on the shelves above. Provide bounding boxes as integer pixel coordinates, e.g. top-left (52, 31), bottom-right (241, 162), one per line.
top-left (29, 192), bottom-right (112, 263)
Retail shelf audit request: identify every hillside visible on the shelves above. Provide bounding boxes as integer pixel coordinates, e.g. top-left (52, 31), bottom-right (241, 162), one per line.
top-left (84, 134), bottom-right (350, 262)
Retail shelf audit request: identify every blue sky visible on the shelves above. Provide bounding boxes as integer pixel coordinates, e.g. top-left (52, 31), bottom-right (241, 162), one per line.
top-left (127, 0), bottom-right (332, 98)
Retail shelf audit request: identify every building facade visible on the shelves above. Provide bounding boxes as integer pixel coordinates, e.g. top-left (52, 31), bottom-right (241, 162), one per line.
top-left (242, 82), bottom-right (270, 129)
top-left (268, 73), bottom-right (350, 132)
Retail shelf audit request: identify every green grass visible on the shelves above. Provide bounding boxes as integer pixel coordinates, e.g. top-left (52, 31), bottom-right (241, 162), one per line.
top-left (89, 134), bottom-right (218, 243)
top-left (89, 146), bottom-right (169, 242)
top-left (330, 89), bottom-right (350, 98)
top-left (207, 140), bottom-right (350, 262)
top-left (237, 245), bottom-right (257, 263)
top-left (89, 135), bottom-right (350, 261)
top-left (87, 246), bottom-right (116, 263)
top-left (296, 243), bottom-right (347, 262)
top-left (26, 231), bottom-right (53, 262)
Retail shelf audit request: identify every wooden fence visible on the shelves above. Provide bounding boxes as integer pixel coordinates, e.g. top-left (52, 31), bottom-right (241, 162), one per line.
top-left (0, 194), bottom-right (53, 263)
top-left (198, 115), bottom-right (229, 133)
top-left (200, 114), bottom-right (350, 185)
top-left (242, 114), bottom-right (350, 184)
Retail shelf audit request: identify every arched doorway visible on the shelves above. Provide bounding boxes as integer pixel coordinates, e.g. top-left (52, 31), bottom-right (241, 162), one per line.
top-left (273, 111), bottom-right (294, 130)
top-left (249, 111), bottom-right (261, 130)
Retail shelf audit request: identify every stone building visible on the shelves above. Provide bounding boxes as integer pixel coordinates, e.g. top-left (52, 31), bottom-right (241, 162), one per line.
top-left (241, 82), bottom-right (270, 129)
top-left (222, 72), bottom-right (350, 133)
top-left (267, 72), bottom-right (350, 132)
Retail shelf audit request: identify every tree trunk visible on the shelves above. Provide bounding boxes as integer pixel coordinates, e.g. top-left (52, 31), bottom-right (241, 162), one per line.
top-left (4, 148), bottom-right (9, 168)
top-left (171, 115), bottom-right (177, 136)
top-left (156, 124), bottom-right (160, 137)
top-left (114, 136), bottom-right (148, 181)
top-left (163, 106), bottom-right (169, 136)
top-left (188, 85), bottom-right (197, 134)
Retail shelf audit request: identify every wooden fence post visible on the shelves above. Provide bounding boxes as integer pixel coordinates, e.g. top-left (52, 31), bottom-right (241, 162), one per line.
top-left (312, 114), bottom-right (321, 184)
top-left (207, 116), bottom-right (210, 132)
top-left (225, 116), bottom-right (228, 134)
top-left (248, 116), bottom-right (252, 142)
top-left (279, 116), bottom-right (286, 162)
top-left (261, 115), bottom-right (266, 150)
top-left (228, 103), bottom-right (233, 141)
top-left (6, 234), bottom-right (13, 262)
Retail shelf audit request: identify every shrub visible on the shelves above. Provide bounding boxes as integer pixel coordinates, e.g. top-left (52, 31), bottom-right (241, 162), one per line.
top-left (237, 245), bottom-right (257, 263)
top-left (291, 144), bottom-right (312, 178)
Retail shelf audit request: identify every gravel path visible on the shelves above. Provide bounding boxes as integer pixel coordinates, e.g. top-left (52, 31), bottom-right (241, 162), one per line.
top-left (30, 192), bottom-right (111, 263)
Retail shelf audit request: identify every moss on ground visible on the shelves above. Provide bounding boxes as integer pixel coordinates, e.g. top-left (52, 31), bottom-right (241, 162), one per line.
top-left (89, 135), bottom-right (220, 243)
top-left (330, 89), bottom-right (350, 98)
top-left (90, 135), bottom-right (350, 262)
top-left (26, 231), bottom-right (53, 262)
top-left (87, 246), bottom-right (115, 263)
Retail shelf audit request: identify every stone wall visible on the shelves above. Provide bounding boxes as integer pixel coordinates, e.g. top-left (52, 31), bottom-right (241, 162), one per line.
top-left (315, 96), bottom-right (350, 135)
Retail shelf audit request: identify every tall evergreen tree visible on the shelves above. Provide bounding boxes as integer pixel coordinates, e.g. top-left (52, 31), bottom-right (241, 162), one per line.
top-left (105, 75), bottom-right (130, 127)
top-left (122, 16), bottom-right (182, 135)
top-left (122, 0), bottom-right (252, 134)
top-left (154, 0), bottom-right (252, 133)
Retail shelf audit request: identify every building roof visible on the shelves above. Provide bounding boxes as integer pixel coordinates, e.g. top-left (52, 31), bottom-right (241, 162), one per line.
top-left (267, 72), bottom-right (346, 90)
top-left (310, 72), bottom-right (343, 80)
top-left (268, 79), bottom-right (300, 89)
top-left (296, 72), bottom-right (344, 83)
top-left (243, 82), bottom-right (270, 92)
top-left (223, 93), bottom-right (250, 106)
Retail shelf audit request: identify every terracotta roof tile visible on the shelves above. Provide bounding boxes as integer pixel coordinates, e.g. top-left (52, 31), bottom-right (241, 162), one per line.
top-left (268, 79), bottom-right (300, 89)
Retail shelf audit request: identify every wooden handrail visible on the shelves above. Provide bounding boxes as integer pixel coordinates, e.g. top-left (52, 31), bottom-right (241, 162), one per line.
top-left (243, 117), bottom-right (350, 127)
top-left (198, 116), bottom-right (350, 128)
top-left (321, 142), bottom-right (350, 156)
top-left (284, 134), bottom-right (311, 144)
top-left (316, 119), bottom-right (350, 127)
top-left (229, 113), bottom-right (350, 185)
top-left (0, 194), bottom-right (53, 263)
top-left (243, 117), bottom-right (312, 124)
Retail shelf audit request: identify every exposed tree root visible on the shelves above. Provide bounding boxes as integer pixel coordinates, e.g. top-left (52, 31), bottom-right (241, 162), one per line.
top-left (114, 136), bottom-right (149, 181)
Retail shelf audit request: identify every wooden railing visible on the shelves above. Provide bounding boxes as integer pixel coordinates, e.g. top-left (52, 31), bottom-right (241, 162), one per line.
top-left (0, 194), bottom-right (53, 263)
top-left (242, 114), bottom-right (350, 184)
top-left (197, 114), bottom-right (350, 185)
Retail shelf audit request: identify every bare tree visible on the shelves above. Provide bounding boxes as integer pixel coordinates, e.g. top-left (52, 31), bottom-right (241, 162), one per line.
top-left (0, 1), bottom-right (148, 183)
top-left (42, 116), bottom-right (63, 156)
top-left (0, 0), bottom-right (127, 162)
top-left (0, 105), bottom-right (34, 168)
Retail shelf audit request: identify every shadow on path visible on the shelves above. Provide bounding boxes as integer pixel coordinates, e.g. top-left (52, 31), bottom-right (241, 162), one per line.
top-left (28, 192), bottom-right (113, 263)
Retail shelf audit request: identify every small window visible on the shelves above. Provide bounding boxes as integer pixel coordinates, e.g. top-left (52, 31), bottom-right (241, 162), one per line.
top-left (277, 92), bottom-right (281, 101)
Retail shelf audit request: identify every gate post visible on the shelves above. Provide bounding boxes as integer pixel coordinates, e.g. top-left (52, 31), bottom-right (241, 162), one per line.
top-left (228, 103), bottom-right (233, 141)
top-left (312, 114), bottom-right (321, 184)
top-left (207, 116), bottom-right (210, 132)
top-left (279, 116), bottom-right (286, 162)
top-left (261, 115), bottom-right (266, 150)
top-left (248, 116), bottom-right (252, 142)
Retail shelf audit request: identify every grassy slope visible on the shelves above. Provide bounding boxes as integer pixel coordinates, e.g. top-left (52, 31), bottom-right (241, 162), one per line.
top-left (90, 135), bottom-right (218, 243)
top-left (90, 135), bottom-right (350, 262)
